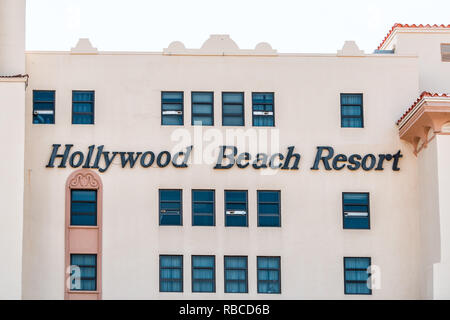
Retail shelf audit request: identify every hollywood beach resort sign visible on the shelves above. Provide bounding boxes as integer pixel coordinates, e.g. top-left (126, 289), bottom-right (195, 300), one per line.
top-left (46, 144), bottom-right (403, 172)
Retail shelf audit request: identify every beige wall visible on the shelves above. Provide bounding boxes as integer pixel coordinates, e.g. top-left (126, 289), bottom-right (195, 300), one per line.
top-left (0, 80), bottom-right (25, 299)
top-left (0, 0), bottom-right (25, 75)
top-left (386, 30), bottom-right (450, 93)
top-left (21, 50), bottom-right (423, 299)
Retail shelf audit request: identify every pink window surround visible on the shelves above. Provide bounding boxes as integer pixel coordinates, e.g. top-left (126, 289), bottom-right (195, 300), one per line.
top-left (65, 169), bottom-right (103, 300)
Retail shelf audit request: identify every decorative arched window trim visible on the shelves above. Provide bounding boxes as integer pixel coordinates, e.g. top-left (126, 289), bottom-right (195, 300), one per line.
top-left (65, 169), bottom-right (103, 300)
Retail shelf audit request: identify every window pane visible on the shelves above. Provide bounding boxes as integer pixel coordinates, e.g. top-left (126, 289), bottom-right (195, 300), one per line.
top-left (193, 215), bottom-right (214, 226)
top-left (73, 103), bottom-right (94, 113)
top-left (72, 190), bottom-right (96, 202)
top-left (70, 254), bottom-right (96, 291)
top-left (253, 93), bottom-right (273, 103)
top-left (342, 117), bottom-right (363, 128)
top-left (192, 256), bottom-right (215, 293)
top-left (225, 191), bottom-right (247, 202)
top-left (73, 114), bottom-right (94, 125)
top-left (162, 103), bottom-right (183, 111)
top-left (341, 94), bottom-right (362, 105)
top-left (34, 91), bottom-right (54, 101)
top-left (223, 93), bottom-right (243, 103)
top-left (33, 91), bottom-right (55, 124)
top-left (162, 92), bottom-right (183, 102)
top-left (343, 193), bottom-right (369, 229)
top-left (223, 116), bottom-right (244, 126)
top-left (225, 214), bottom-right (247, 227)
top-left (73, 91), bottom-right (94, 102)
top-left (160, 255), bottom-right (183, 292)
top-left (160, 214), bottom-right (181, 225)
top-left (192, 92), bottom-right (213, 103)
top-left (162, 115), bottom-right (183, 125)
top-left (192, 104), bottom-right (213, 114)
top-left (192, 116), bottom-right (213, 126)
top-left (193, 190), bottom-right (214, 202)
top-left (161, 190), bottom-right (181, 201)
top-left (344, 257), bottom-right (371, 295)
top-left (341, 105), bottom-right (361, 116)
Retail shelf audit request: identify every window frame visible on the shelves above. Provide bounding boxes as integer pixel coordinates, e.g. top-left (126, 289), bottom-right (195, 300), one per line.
top-left (159, 254), bottom-right (184, 293)
top-left (342, 192), bottom-right (370, 230)
top-left (70, 254), bottom-right (97, 291)
top-left (161, 91), bottom-right (184, 126)
top-left (252, 92), bottom-right (275, 127)
top-left (222, 92), bottom-right (245, 126)
top-left (191, 255), bottom-right (216, 293)
top-left (224, 190), bottom-right (249, 227)
top-left (72, 90), bottom-right (95, 125)
top-left (343, 256), bottom-right (372, 295)
top-left (257, 256), bottom-right (281, 294)
top-left (192, 189), bottom-right (215, 227)
top-left (257, 190), bottom-right (281, 227)
top-left (224, 255), bottom-right (248, 294)
top-left (191, 91), bottom-right (214, 126)
top-left (340, 93), bottom-right (364, 128)
top-left (70, 189), bottom-right (98, 226)
top-left (32, 90), bottom-right (55, 124)
top-left (159, 189), bottom-right (183, 226)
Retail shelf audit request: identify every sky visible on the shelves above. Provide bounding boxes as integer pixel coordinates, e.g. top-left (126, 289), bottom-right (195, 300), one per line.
top-left (26, 0), bottom-right (450, 53)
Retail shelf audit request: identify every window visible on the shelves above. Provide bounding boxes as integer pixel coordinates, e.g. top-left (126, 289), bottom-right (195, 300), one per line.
top-left (33, 90), bottom-right (55, 124)
top-left (224, 256), bottom-right (248, 293)
top-left (159, 189), bottom-right (182, 226)
top-left (252, 93), bottom-right (274, 127)
top-left (222, 92), bottom-right (244, 126)
top-left (344, 257), bottom-right (372, 295)
top-left (257, 191), bottom-right (281, 227)
top-left (160, 255), bottom-right (183, 292)
top-left (225, 190), bottom-right (248, 227)
top-left (70, 254), bottom-right (97, 291)
top-left (341, 93), bottom-right (363, 128)
top-left (257, 256), bottom-right (281, 294)
top-left (442, 44), bottom-right (450, 62)
top-left (192, 92), bottom-right (214, 126)
top-left (161, 92), bottom-right (184, 125)
top-left (342, 192), bottom-right (370, 229)
top-left (72, 91), bottom-right (95, 124)
top-left (192, 255), bottom-right (215, 293)
top-left (192, 190), bottom-right (215, 226)
top-left (71, 190), bottom-right (97, 226)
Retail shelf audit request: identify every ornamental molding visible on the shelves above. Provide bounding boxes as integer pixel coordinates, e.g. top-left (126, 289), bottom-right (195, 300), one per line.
top-left (67, 169), bottom-right (102, 189)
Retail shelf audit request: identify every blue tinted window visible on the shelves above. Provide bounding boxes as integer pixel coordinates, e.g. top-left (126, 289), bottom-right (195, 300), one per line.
top-left (192, 92), bottom-right (213, 126)
top-left (71, 190), bottom-right (97, 226)
top-left (257, 256), bottom-right (281, 294)
top-left (344, 257), bottom-right (371, 295)
top-left (70, 254), bottom-right (97, 291)
top-left (341, 94), bottom-right (363, 128)
top-left (252, 93), bottom-right (274, 127)
top-left (159, 189), bottom-right (182, 226)
top-left (225, 191), bottom-right (248, 227)
top-left (192, 190), bottom-right (215, 226)
top-left (343, 193), bottom-right (370, 229)
top-left (160, 255), bottom-right (183, 292)
top-left (224, 256), bottom-right (248, 293)
top-left (222, 92), bottom-right (244, 126)
top-left (192, 256), bottom-right (215, 293)
top-left (33, 90), bottom-right (55, 124)
top-left (162, 92), bottom-right (183, 125)
top-left (72, 91), bottom-right (94, 124)
top-left (258, 191), bottom-right (280, 227)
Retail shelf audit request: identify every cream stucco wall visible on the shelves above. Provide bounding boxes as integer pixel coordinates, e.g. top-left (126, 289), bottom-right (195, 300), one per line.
top-left (0, 80), bottom-right (25, 299)
top-left (385, 30), bottom-right (450, 93)
top-left (21, 50), bottom-right (423, 299)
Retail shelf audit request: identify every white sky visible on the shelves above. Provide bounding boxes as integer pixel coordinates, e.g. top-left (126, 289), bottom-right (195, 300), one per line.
top-left (26, 0), bottom-right (450, 53)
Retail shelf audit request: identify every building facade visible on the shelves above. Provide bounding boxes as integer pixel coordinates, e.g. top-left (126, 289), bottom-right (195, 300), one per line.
top-left (1, 0), bottom-right (450, 299)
